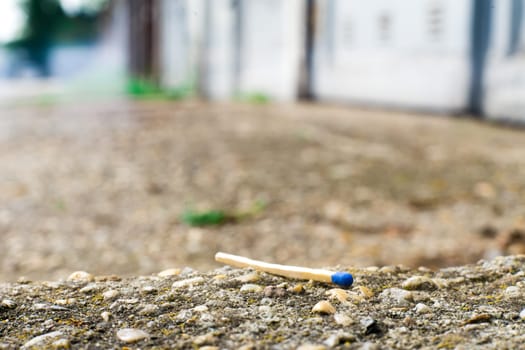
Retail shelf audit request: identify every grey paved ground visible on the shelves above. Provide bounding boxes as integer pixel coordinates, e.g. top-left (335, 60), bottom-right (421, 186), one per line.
top-left (1, 100), bottom-right (525, 283)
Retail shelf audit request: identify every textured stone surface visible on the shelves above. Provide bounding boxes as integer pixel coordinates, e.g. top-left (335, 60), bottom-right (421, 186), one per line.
top-left (0, 255), bottom-right (524, 348)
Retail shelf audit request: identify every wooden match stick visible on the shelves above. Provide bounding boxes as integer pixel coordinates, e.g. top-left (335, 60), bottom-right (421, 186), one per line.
top-left (215, 252), bottom-right (353, 288)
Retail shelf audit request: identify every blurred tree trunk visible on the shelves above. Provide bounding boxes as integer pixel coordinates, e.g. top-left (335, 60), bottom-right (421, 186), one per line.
top-left (128, 0), bottom-right (160, 83)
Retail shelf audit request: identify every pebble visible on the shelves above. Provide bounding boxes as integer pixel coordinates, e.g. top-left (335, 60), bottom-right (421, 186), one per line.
top-left (157, 268), bottom-right (181, 277)
top-left (326, 288), bottom-right (349, 303)
top-left (312, 300), bottom-right (336, 314)
top-left (365, 266), bottom-right (379, 272)
top-left (360, 317), bottom-right (381, 335)
top-left (297, 344), bottom-right (326, 350)
top-left (379, 288), bottom-right (414, 306)
top-left (213, 274), bottom-right (227, 281)
top-left (504, 286), bottom-right (521, 298)
top-left (116, 328), bottom-right (150, 343)
top-left (139, 304), bottom-right (160, 315)
top-left (103, 289), bottom-right (120, 300)
top-left (334, 312), bottom-right (353, 326)
top-left (240, 284), bottom-right (263, 293)
top-left (235, 272), bottom-right (260, 283)
top-left (55, 298), bottom-right (76, 306)
top-left (194, 304), bottom-right (209, 312)
top-left (172, 277), bottom-right (205, 288)
top-left (519, 308), bottom-right (525, 320)
top-left (101, 311), bottom-right (111, 322)
top-left (1, 299), bottom-right (16, 309)
top-left (462, 313), bottom-right (492, 325)
top-left (79, 283), bottom-right (101, 294)
top-left (297, 345), bottom-right (326, 350)
top-left (32, 303), bottom-right (69, 311)
top-left (193, 332), bottom-right (217, 346)
top-left (51, 338), bottom-right (70, 349)
top-left (379, 266), bottom-right (398, 274)
top-left (67, 271), bottom-right (94, 283)
top-left (22, 331), bottom-right (64, 348)
top-left (141, 285), bottom-right (157, 294)
top-left (263, 285), bottom-right (286, 297)
top-left (121, 298), bottom-right (139, 304)
top-left (291, 284), bottom-right (304, 293)
top-left (414, 303), bottom-right (431, 314)
top-left (358, 286), bottom-right (374, 299)
top-left (324, 332), bottom-right (356, 347)
top-left (401, 276), bottom-right (438, 291)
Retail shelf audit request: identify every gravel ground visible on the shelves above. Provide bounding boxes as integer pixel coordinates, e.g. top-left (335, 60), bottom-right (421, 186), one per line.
top-left (1, 100), bottom-right (525, 282)
top-left (0, 255), bottom-right (524, 349)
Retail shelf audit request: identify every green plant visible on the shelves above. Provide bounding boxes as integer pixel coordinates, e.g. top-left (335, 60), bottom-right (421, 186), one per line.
top-left (181, 210), bottom-right (228, 227)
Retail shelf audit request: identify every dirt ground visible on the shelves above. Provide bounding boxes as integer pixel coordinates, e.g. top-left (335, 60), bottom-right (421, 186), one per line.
top-left (1, 100), bottom-right (525, 282)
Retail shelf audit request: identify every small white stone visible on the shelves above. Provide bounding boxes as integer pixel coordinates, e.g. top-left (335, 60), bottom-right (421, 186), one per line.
top-left (504, 286), bottom-right (521, 298)
top-left (334, 313), bottom-right (353, 326)
top-left (414, 303), bottom-right (431, 314)
top-left (55, 298), bottom-right (76, 306)
top-left (79, 283), bottom-right (100, 293)
top-left (157, 268), bottom-right (181, 277)
top-left (22, 331), bottom-right (63, 348)
top-left (101, 311), bottom-right (111, 322)
top-left (141, 285), bottom-right (157, 294)
top-left (116, 328), bottom-right (150, 343)
top-left (139, 304), bottom-right (159, 315)
top-left (401, 276), bottom-right (438, 291)
top-left (103, 289), bottom-right (120, 301)
top-left (121, 298), bottom-right (139, 304)
top-left (379, 288), bottom-right (414, 306)
top-left (67, 271), bottom-right (94, 283)
top-left (1, 299), bottom-right (16, 309)
top-left (32, 303), bottom-right (68, 311)
top-left (51, 338), bottom-right (70, 349)
top-left (240, 284), bottom-right (263, 293)
top-left (194, 304), bottom-right (209, 312)
top-left (172, 277), bottom-right (205, 288)
top-left (312, 300), bottom-right (336, 314)
top-left (235, 272), bottom-right (260, 283)
top-left (519, 308), bottom-right (525, 320)
top-left (297, 344), bottom-right (327, 350)
top-left (326, 288), bottom-right (350, 303)
top-left (324, 332), bottom-right (356, 347)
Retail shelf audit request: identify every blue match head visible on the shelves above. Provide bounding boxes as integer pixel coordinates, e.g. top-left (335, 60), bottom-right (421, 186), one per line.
top-left (331, 272), bottom-right (354, 288)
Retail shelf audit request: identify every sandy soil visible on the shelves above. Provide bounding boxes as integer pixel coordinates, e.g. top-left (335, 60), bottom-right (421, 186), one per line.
top-left (1, 100), bottom-right (525, 282)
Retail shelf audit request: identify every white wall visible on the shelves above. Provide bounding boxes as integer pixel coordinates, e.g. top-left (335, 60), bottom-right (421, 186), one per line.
top-left (484, 0), bottom-right (525, 121)
top-left (159, 0), bottom-right (204, 92)
top-left (313, 0), bottom-right (473, 112)
top-left (237, 0), bottom-right (305, 101)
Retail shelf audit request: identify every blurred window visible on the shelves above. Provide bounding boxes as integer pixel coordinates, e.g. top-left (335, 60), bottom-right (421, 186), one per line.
top-left (428, 4), bottom-right (444, 42)
top-left (378, 12), bottom-right (391, 44)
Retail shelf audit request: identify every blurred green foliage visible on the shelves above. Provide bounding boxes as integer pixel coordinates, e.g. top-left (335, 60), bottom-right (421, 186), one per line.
top-left (181, 200), bottom-right (267, 227)
top-left (181, 210), bottom-right (228, 227)
top-left (242, 92), bottom-right (271, 104)
top-left (126, 78), bottom-right (193, 100)
top-left (5, 0), bottom-right (104, 76)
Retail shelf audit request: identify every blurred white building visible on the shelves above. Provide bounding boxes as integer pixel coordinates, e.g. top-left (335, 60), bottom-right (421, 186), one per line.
top-left (148, 0), bottom-right (523, 121)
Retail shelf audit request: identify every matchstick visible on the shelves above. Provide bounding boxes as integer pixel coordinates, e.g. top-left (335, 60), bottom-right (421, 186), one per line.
top-left (215, 252), bottom-right (353, 288)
